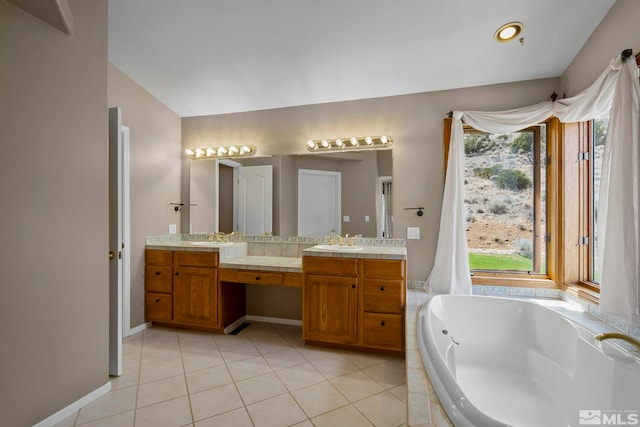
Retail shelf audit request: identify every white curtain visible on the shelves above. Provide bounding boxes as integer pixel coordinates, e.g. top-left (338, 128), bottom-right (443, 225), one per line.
top-left (428, 53), bottom-right (640, 325)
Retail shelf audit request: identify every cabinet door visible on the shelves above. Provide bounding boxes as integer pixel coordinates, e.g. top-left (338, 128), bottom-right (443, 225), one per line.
top-left (303, 274), bottom-right (357, 344)
top-left (173, 267), bottom-right (218, 327)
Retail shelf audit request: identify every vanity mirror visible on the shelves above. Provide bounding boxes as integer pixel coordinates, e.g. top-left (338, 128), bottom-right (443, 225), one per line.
top-left (187, 149), bottom-right (393, 238)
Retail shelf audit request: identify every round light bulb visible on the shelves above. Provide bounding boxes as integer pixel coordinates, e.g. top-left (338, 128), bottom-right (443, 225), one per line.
top-left (335, 139), bottom-right (344, 147)
top-left (195, 148), bottom-right (204, 157)
top-left (241, 146), bottom-right (250, 153)
top-left (350, 137), bottom-right (358, 146)
top-left (206, 148), bottom-right (215, 156)
top-left (307, 140), bottom-right (315, 149)
top-left (499, 27), bottom-right (516, 40)
top-left (380, 136), bottom-right (388, 144)
top-left (185, 149), bottom-right (194, 155)
top-left (321, 139), bottom-right (329, 148)
top-left (365, 136), bottom-right (373, 145)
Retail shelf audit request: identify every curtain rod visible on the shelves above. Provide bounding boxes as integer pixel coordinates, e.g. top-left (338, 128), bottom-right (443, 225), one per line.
top-left (445, 49), bottom-right (634, 117)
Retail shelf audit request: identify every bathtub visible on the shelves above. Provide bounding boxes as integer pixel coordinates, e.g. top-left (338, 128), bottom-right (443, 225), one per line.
top-left (417, 295), bottom-right (640, 427)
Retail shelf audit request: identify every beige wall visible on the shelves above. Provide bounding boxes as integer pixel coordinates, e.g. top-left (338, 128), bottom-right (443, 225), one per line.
top-left (0, 1), bottom-right (109, 425)
top-left (108, 64), bottom-right (182, 328)
top-left (562, 0), bottom-right (640, 96)
top-left (182, 77), bottom-right (560, 281)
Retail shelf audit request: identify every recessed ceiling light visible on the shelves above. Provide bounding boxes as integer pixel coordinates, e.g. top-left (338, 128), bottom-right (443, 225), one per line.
top-left (494, 22), bottom-right (523, 43)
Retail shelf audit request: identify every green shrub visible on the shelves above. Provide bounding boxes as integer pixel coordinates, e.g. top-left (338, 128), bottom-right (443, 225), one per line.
top-left (464, 133), bottom-right (495, 155)
top-left (495, 168), bottom-right (531, 191)
top-left (474, 164), bottom-right (503, 179)
top-left (510, 133), bottom-right (533, 154)
top-left (516, 238), bottom-right (533, 258)
top-left (489, 202), bottom-right (508, 215)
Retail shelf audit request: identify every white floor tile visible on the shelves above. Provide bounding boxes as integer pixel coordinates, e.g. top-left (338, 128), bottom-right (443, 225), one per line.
top-left (226, 356), bottom-right (273, 382)
top-left (190, 383), bottom-right (244, 421)
top-left (134, 396), bottom-right (192, 427)
top-left (354, 391), bottom-right (406, 427)
top-left (329, 370), bottom-right (385, 402)
top-left (311, 404), bottom-right (374, 427)
top-left (274, 362), bottom-right (325, 391)
top-left (194, 407), bottom-right (253, 427)
top-left (291, 381), bottom-right (349, 418)
top-left (246, 394), bottom-right (307, 427)
top-left (235, 372), bottom-right (288, 405)
top-left (75, 410), bottom-right (134, 427)
top-left (76, 386), bottom-right (137, 425)
top-left (136, 374), bottom-right (187, 408)
top-left (185, 364), bottom-right (233, 394)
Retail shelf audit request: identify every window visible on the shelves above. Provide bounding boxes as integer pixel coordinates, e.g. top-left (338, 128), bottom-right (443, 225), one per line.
top-left (586, 115), bottom-right (609, 285)
top-left (462, 125), bottom-right (548, 274)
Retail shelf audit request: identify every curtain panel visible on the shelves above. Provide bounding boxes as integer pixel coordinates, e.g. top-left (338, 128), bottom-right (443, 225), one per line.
top-left (427, 53), bottom-right (640, 325)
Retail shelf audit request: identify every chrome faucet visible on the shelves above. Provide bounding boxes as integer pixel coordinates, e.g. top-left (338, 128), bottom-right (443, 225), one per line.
top-left (595, 332), bottom-right (640, 350)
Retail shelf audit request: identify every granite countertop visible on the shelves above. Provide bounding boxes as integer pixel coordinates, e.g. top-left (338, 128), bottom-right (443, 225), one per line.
top-left (146, 239), bottom-right (407, 270)
top-left (303, 245), bottom-right (407, 260)
top-left (220, 256), bottom-right (302, 273)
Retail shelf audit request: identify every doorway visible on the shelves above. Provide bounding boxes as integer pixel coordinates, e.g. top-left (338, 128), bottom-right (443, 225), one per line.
top-left (108, 107), bottom-right (131, 377)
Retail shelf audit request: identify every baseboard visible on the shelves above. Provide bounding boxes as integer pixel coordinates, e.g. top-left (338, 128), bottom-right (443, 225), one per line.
top-left (33, 382), bottom-right (111, 427)
top-left (245, 315), bottom-right (302, 326)
top-left (127, 322), bottom-right (151, 337)
top-left (223, 316), bottom-right (247, 334)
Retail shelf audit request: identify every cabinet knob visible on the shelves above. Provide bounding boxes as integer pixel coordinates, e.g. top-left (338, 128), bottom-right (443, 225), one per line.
top-left (175, 272), bottom-right (179, 276)
top-left (380, 320), bottom-right (386, 326)
top-left (155, 299), bottom-right (160, 303)
top-left (380, 286), bottom-right (385, 291)
top-left (255, 276), bottom-right (261, 281)
top-left (155, 271), bottom-right (161, 276)
top-left (352, 284), bottom-right (356, 289)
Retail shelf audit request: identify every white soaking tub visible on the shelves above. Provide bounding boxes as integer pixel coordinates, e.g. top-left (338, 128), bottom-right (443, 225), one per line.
top-left (417, 295), bottom-right (640, 427)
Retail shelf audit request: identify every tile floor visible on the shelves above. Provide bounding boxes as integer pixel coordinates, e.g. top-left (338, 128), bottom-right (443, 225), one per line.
top-left (54, 322), bottom-right (407, 427)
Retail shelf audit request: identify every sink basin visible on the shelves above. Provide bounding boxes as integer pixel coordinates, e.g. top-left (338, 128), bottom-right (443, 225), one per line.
top-left (190, 241), bottom-right (234, 247)
top-left (313, 244), bottom-right (364, 251)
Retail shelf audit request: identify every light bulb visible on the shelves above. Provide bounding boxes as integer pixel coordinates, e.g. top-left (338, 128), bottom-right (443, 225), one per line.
top-left (307, 140), bottom-right (315, 149)
top-left (350, 137), bottom-right (358, 146)
top-left (380, 136), bottom-right (388, 144)
top-left (206, 148), bottom-right (215, 156)
top-left (185, 149), bottom-right (194, 156)
top-left (321, 139), bottom-right (329, 148)
top-left (365, 136), bottom-right (373, 145)
top-left (335, 139), bottom-right (344, 147)
top-left (241, 146), bottom-right (250, 153)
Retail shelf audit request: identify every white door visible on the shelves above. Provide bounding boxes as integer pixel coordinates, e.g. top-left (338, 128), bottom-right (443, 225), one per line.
top-left (236, 165), bottom-right (273, 234)
top-left (298, 169), bottom-right (341, 236)
top-left (108, 108), bottom-right (123, 376)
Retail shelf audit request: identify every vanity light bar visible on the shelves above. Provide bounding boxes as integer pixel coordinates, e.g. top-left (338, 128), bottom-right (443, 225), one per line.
top-left (185, 145), bottom-right (257, 159)
top-left (306, 136), bottom-right (392, 152)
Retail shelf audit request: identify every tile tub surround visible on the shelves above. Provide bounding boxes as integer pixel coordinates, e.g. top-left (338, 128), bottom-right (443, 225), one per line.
top-left (405, 290), bottom-right (640, 427)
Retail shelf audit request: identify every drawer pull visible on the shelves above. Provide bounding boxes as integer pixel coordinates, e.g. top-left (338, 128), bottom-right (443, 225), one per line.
top-left (175, 272), bottom-right (179, 276)
top-left (155, 299), bottom-right (160, 303)
top-left (380, 320), bottom-right (386, 326)
top-left (380, 285), bottom-right (385, 291)
top-left (155, 271), bottom-right (162, 276)
top-left (352, 284), bottom-right (356, 289)
top-left (255, 276), bottom-right (261, 281)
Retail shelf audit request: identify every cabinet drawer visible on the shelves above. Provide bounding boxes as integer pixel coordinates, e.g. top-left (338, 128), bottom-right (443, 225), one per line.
top-left (145, 266), bottom-right (173, 293)
top-left (146, 292), bottom-right (172, 321)
top-left (363, 279), bottom-right (404, 314)
top-left (362, 313), bottom-right (404, 350)
top-left (304, 257), bottom-right (357, 276)
top-left (283, 272), bottom-right (303, 288)
top-left (146, 249), bottom-right (172, 266)
top-left (362, 259), bottom-right (405, 279)
top-left (174, 251), bottom-right (218, 268)
top-left (237, 271), bottom-right (283, 286)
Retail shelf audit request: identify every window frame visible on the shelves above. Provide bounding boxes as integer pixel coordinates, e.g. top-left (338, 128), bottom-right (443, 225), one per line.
top-left (443, 117), bottom-right (558, 288)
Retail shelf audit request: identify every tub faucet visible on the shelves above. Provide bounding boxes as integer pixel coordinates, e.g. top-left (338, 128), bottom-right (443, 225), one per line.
top-left (595, 332), bottom-right (640, 350)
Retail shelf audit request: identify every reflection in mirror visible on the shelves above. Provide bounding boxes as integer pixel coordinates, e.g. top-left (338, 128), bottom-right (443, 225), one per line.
top-left (189, 149), bottom-right (392, 238)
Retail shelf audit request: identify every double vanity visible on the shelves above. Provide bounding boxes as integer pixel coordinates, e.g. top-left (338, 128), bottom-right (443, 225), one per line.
top-left (145, 235), bottom-right (407, 353)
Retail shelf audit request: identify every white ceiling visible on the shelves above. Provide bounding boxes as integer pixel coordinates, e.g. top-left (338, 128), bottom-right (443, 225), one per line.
top-left (108, 0), bottom-right (615, 117)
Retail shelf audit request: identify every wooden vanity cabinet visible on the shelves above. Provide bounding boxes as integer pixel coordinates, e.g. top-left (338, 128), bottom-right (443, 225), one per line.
top-left (145, 249), bottom-right (220, 331)
top-left (145, 250), bottom-right (173, 322)
top-left (303, 256), bottom-right (406, 352)
top-left (360, 259), bottom-right (405, 351)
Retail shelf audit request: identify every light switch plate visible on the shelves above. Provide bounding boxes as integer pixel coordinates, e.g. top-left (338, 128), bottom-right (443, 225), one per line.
top-left (407, 226), bottom-right (420, 239)
top-left (365, 215), bottom-right (370, 222)
top-left (169, 224), bottom-right (177, 234)
top-left (343, 216), bottom-right (350, 222)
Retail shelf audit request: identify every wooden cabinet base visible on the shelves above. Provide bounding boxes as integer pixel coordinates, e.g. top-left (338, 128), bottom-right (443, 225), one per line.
top-left (150, 321), bottom-right (225, 334)
top-left (303, 339), bottom-right (405, 356)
